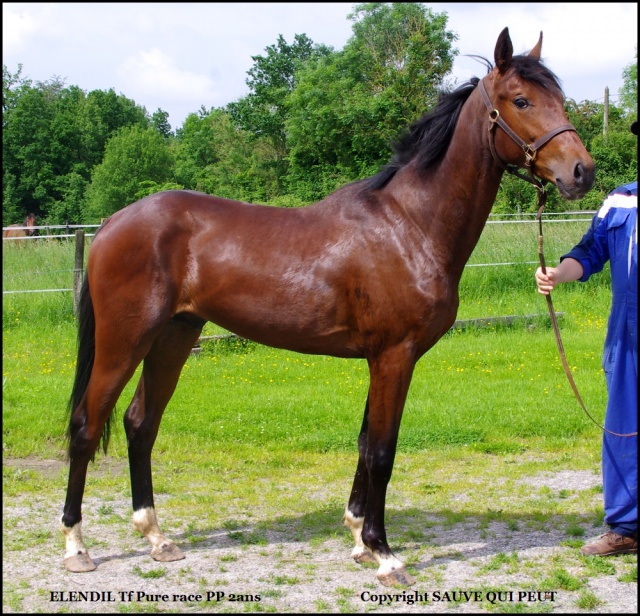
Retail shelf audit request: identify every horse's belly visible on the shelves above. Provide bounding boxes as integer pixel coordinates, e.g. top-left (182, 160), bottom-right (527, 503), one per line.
top-left (191, 278), bottom-right (362, 357)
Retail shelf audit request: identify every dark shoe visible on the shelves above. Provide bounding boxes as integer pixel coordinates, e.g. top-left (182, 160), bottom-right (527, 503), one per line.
top-left (581, 531), bottom-right (637, 556)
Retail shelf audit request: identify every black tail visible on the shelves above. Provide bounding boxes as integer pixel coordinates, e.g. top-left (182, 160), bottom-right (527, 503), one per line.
top-left (67, 275), bottom-right (112, 455)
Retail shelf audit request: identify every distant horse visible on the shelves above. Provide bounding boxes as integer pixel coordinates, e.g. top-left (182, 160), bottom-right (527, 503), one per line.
top-left (3, 213), bottom-right (37, 243)
top-left (62, 28), bottom-right (594, 586)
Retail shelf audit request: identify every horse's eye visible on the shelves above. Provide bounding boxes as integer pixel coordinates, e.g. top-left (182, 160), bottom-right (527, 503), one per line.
top-left (514, 98), bottom-right (529, 109)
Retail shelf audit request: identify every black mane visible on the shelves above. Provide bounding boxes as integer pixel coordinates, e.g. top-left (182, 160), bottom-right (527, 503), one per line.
top-left (364, 54), bottom-right (563, 191)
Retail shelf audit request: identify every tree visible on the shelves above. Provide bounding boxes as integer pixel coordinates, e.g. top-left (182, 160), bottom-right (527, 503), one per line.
top-left (2, 82), bottom-right (57, 222)
top-left (2, 68), bottom-right (152, 224)
top-left (285, 2), bottom-right (457, 200)
top-left (174, 107), bottom-right (279, 202)
top-left (84, 125), bottom-right (174, 221)
top-left (152, 108), bottom-right (173, 138)
top-left (228, 34), bottom-right (328, 155)
top-left (565, 99), bottom-right (606, 147)
top-left (563, 82), bottom-right (636, 211)
top-left (227, 34), bottom-right (331, 192)
top-left (174, 106), bottom-right (220, 190)
top-left (618, 50), bottom-right (637, 119)
top-left (2, 64), bottom-right (31, 125)
top-left (81, 88), bottom-right (149, 168)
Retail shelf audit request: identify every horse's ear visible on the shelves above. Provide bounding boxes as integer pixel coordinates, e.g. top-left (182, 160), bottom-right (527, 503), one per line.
top-left (529, 31), bottom-right (543, 60)
top-left (494, 27), bottom-right (513, 73)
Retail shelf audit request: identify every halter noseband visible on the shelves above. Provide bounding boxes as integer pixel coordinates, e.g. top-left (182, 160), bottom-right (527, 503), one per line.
top-left (478, 78), bottom-right (576, 187)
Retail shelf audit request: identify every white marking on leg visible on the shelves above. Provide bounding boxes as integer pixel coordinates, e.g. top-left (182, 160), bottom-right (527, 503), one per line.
top-left (375, 552), bottom-right (406, 577)
top-left (344, 508), bottom-right (372, 560)
top-left (61, 520), bottom-right (88, 559)
top-left (132, 507), bottom-right (171, 552)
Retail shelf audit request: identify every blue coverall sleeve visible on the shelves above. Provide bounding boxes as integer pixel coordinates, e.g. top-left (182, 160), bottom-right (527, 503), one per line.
top-left (560, 212), bottom-right (610, 281)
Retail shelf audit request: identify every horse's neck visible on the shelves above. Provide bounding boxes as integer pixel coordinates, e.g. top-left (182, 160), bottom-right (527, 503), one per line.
top-left (389, 90), bottom-right (503, 274)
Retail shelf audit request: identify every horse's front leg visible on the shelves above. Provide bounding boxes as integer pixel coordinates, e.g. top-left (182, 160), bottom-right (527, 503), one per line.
top-left (359, 345), bottom-right (416, 586)
top-left (344, 394), bottom-right (376, 564)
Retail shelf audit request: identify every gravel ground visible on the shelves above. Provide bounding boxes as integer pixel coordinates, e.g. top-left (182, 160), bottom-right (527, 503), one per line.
top-left (3, 460), bottom-right (637, 614)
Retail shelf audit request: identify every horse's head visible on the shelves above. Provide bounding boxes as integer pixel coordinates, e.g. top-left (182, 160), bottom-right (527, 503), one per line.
top-left (25, 213), bottom-right (37, 236)
top-left (482, 27), bottom-right (595, 200)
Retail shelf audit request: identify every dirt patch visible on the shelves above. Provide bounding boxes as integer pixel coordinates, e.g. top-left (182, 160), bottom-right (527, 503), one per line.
top-left (3, 456), bottom-right (126, 479)
top-left (3, 461), bottom-right (637, 613)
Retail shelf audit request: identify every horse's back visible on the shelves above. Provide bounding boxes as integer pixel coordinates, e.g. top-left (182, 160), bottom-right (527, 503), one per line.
top-left (3, 225), bottom-right (26, 239)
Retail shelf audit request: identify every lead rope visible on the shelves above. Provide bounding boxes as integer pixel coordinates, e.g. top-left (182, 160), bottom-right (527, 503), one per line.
top-left (536, 188), bottom-right (637, 437)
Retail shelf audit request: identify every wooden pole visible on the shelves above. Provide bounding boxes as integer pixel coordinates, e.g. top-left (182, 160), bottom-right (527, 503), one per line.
top-left (73, 229), bottom-right (85, 316)
top-left (603, 86), bottom-right (609, 138)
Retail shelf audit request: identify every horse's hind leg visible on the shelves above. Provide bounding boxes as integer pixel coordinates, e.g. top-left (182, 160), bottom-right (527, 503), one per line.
top-left (62, 360), bottom-right (141, 572)
top-left (124, 316), bottom-right (203, 563)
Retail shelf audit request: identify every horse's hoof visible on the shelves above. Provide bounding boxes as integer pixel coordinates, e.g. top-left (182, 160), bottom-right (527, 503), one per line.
top-left (377, 567), bottom-right (415, 587)
top-left (151, 542), bottom-right (185, 562)
top-left (352, 548), bottom-right (376, 564)
top-left (64, 552), bottom-right (97, 572)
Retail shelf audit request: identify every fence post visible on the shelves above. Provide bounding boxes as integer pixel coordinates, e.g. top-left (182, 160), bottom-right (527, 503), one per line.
top-left (73, 230), bottom-right (85, 316)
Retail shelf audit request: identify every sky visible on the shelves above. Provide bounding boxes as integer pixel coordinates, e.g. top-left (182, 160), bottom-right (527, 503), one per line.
top-left (3, 3), bottom-right (638, 131)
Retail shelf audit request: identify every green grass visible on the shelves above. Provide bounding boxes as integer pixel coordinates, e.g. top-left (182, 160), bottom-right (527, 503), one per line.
top-left (2, 238), bottom-right (80, 330)
top-left (575, 590), bottom-right (603, 610)
top-left (2, 317), bottom-right (610, 460)
top-left (132, 565), bottom-right (167, 579)
top-left (3, 222), bottom-right (612, 462)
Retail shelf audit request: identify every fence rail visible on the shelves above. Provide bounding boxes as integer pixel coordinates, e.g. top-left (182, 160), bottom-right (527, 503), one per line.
top-left (2, 223), bottom-right (99, 242)
top-left (3, 214), bottom-right (598, 299)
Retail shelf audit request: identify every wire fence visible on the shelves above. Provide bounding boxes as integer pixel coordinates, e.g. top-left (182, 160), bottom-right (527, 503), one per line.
top-left (3, 214), bottom-right (596, 296)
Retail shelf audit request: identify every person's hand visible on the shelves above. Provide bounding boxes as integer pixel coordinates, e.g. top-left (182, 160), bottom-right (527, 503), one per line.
top-left (535, 266), bottom-right (559, 295)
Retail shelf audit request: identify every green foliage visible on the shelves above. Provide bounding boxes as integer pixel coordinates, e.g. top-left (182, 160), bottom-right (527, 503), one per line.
top-left (151, 108), bottom-right (173, 138)
top-left (226, 34), bottom-right (331, 196)
top-left (228, 34), bottom-right (329, 154)
top-left (83, 125), bottom-right (175, 221)
top-left (285, 2), bottom-right (457, 199)
top-left (618, 49), bottom-right (637, 117)
top-left (176, 107), bottom-right (282, 202)
top-left (133, 180), bottom-right (184, 201)
top-left (2, 70), bottom-right (150, 225)
top-left (589, 129), bottom-right (638, 191)
top-left (565, 99), bottom-right (604, 146)
top-left (562, 107), bottom-right (638, 212)
top-left (2, 64), bottom-right (30, 122)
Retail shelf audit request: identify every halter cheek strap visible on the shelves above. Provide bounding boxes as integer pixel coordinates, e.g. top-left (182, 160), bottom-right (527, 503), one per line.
top-left (478, 78), bottom-right (576, 187)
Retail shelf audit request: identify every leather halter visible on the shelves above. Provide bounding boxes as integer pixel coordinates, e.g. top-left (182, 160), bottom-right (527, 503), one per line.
top-left (478, 77), bottom-right (576, 186)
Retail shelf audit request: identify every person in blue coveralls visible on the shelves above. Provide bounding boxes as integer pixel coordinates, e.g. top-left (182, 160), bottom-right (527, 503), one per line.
top-left (534, 120), bottom-right (637, 557)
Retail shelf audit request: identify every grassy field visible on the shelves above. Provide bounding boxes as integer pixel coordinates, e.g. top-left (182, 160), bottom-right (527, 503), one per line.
top-left (4, 222), bottom-right (635, 614)
top-left (2, 219), bottom-right (613, 462)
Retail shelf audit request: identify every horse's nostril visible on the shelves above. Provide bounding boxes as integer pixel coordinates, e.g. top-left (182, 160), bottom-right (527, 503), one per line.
top-left (574, 161), bottom-right (595, 190)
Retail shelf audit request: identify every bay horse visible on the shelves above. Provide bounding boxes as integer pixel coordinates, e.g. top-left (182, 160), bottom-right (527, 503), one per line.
top-left (62, 28), bottom-right (595, 586)
top-left (3, 213), bottom-right (37, 243)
